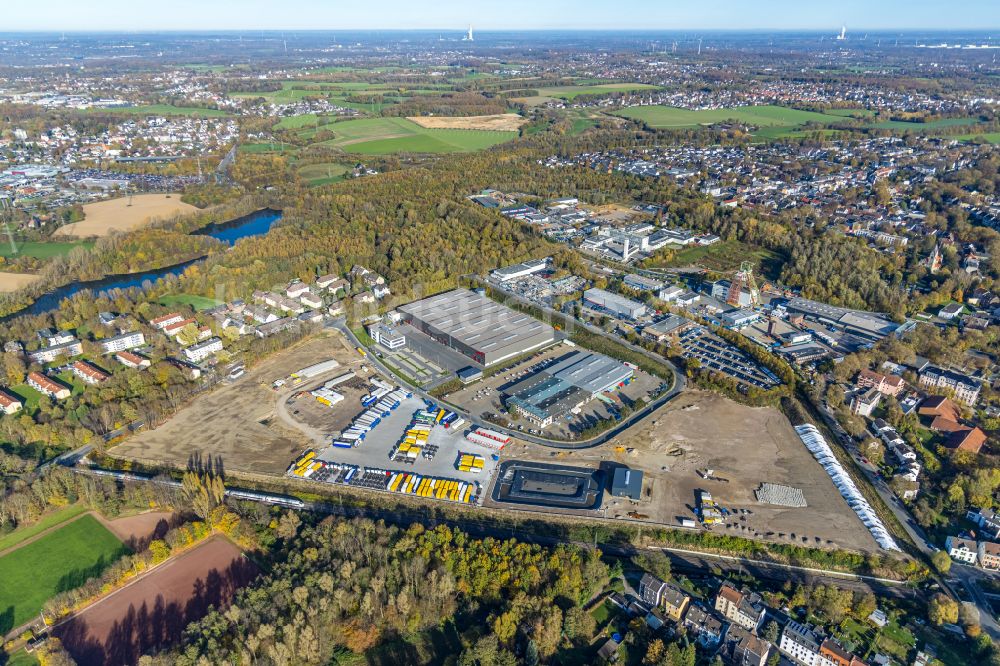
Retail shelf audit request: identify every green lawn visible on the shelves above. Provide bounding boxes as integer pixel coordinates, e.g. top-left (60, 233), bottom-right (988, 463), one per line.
top-left (952, 132), bottom-right (1000, 144)
top-left (158, 293), bottom-right (224, 310)
top-left (55, 371), bottom-right (89, 397)
top-left (616, 104), bottom-right (845, 129)
top-left (0, 514), bottom-right (127, 630)
top-left (7, 384), bottom-right (46, 413)
top-left (869, 117), bottom-right (982, 130)
top-left (4, 650), bottom-right (40, 666)
top-left (239, 142), bottom-right (298, 154)
top-left (0, 504), bottom-right (89, 554)
top-left (274, 114), bottom-right (337, 130)
top-left (0, 240), bottom-right (94, 259)
top-left (535, 83), bottom-right (660, 100)
top-left (317, 117), bottom-right (516, 154)
top-left (298, 162), bottom-right (351, 187)
top-left (87, 104), bottom-right (228, 117)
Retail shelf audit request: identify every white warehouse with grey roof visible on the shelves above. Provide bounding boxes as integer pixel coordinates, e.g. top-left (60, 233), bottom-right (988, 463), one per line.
top-left (398, 289), bottom-right (556, 367)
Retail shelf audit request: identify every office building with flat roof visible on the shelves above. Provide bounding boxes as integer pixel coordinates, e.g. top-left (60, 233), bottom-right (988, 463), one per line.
top-left (584, 287), bottom-right (647, 319)
top-left (398, 289), bottom-right (556, 367)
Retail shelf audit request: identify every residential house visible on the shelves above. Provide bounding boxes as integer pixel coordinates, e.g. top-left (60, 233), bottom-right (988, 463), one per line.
top-left (99, 331), bottom-right (145, 354)
top-left (150, 312), bottom-right (184, 329)
top-left (317, 275), bottom-right (347, 293)
top-left (286, 282), bottom-right (309, 299)
top-left (0, 388), bottom-right (23, 415)
top-left (183, 337), bottom-right (223, 363)
top-left (721, 625), bottom-right (771, 666)
top-left (115, 350), bottom-right (150, 369)
top-left (946, 536), bottom-right (979, 565)
top-left (28, 338), bottom-right (82, 364)
top-left (355, 290), bottom-right (376, 305)
top-left (638, 574), bottom-right (667, 607)
top-left (660, 584), bottom-right (691, 623)
top-left (37, 328), bottom-right (76, 347)
top-left (850, 388), bottom-right (882, 417)
top-left (27, 372), bottom-right (70, 400)
top-left (163, 317), bottom-right (197, 338)
top-left (714, 583), bottom-right (766, 633)
top-left (682, 604), bottom-right (726, 648)
top-left (327, 301), bottom-right (345, 317)
top-left (299, 290), bottom-right (323, 309)
top-left (855, 369), bottom-right (905, 397)
top-left (978, 541), bottom-right (1000, 571)
top-left (918, 396), bottom-right (960, 421)
top-left (817, 638), bottom-right (865, 666)
top-left (918, 366), bottom-right (981, 406)
top-left (780, 620), bottom-right (822, 666)
top-left (967, 508), bottom-right (1000, 540)
top-left (72, 360), bottom-right (109, 385)
top-left (938, 303), bottom-right (964, 320)
top-left (256, 317), bottom-right (299, 338)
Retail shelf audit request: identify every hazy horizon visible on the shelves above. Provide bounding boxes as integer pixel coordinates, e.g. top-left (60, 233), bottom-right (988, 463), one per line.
top-left (5, 0), bottom-right (999, 32)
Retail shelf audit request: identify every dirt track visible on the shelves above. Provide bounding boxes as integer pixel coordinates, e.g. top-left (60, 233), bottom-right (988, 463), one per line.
top-left (406, 113), bottom-right (526, 131)
top-left (53, 536), bottom-right (256, 666)
top-left (55, 194), bottom-right (196, 237)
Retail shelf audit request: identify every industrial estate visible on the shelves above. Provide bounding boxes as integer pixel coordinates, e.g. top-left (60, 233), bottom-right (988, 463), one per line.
top-left (0, 14), bottom-right (998, 666)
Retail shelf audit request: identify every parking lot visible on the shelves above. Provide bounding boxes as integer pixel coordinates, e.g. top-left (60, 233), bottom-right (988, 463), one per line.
top-left (677, 325), bottom-right (780, 389)
top-left (292, 391), bottom-right (499, 504)
top-left (442, 342), bottom-right (663, 441)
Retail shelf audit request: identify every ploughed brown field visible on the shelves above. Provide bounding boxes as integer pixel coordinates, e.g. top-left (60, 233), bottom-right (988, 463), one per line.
top-left (53, 536), bottom-right (257, 666)
top-left (0, 271), bottom-right (42, 292)
top-left (406, 113), bottom-right (526, 131)
top-left (55, 194), bottom-right (196, 238)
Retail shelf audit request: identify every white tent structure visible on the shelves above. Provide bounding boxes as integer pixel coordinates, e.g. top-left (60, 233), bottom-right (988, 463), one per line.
top-left (795, 424), bottom-right (900, 551)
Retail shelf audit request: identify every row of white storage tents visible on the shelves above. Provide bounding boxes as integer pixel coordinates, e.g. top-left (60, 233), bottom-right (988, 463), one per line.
top-left (794, 424), bottom-right (900, 551)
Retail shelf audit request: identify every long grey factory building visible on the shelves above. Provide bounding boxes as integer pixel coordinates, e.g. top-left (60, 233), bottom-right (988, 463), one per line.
top-left (397, 289), bottom-right (557, 367)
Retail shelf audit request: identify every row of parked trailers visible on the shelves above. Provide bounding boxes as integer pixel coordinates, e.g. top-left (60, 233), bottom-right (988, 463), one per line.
top-left (332, 386), bottom-right (412, 449)
top-left (388, 471), bottom-right (477, 503)
top-left (287, 454), bottom-right (478, 505)
top-left (457, 453), bottom-right (484, 474)
top-left (391, 422), bottom-right (432, 462)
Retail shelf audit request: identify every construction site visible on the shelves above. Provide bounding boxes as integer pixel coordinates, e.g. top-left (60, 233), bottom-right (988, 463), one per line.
top-left (494, 390), bottom-right (880, 552)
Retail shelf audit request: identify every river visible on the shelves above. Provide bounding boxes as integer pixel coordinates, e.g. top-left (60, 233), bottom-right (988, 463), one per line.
top-left (8, 208), bottom-right (282, 320)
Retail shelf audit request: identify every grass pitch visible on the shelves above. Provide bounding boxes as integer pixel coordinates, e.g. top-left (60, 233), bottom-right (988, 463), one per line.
top-left (0, 514), bottom-right (127, 630)
top-left (317, 117), bottom-right (516, 154)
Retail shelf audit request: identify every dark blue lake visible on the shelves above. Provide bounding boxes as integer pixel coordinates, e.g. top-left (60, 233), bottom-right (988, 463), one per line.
top-left (9, 208), bottom-right (282, 319)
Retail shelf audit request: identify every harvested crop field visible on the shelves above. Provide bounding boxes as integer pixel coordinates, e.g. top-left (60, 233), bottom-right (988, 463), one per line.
top-left (53, 536), bottom-right (256, 666)
top-left (102, 511), bottom-right (178, 551)
top-left (0, 271), bottom-right (42, 292)
top-left (55, 194), bottom-right (197, 237)
top-left (111, 332), bottom-right (362, 474)
top-left (406, 113), bottom-right (526, 131)
top-left (502, 391), bottom-right (878, 552)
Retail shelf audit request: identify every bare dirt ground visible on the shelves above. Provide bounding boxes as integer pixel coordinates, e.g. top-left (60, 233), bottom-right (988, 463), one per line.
top-left (55, 194), bottom-right (197, 238)
top-left (53, 536), bottom-right (256, 666)
top-left (0, 271), bottom-right (42, 292)
top-left (111, 333), bottom-right (364, 474)
top-left (101, 511), bottom-right (178, 552)
top-left (501, 390), bottom-right (878, 552)
top-left (407, 113), bottom-right (526, 131)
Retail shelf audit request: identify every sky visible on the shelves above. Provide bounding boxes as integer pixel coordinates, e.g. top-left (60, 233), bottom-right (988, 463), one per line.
top-left (4, 0), bottom-right (999, 32)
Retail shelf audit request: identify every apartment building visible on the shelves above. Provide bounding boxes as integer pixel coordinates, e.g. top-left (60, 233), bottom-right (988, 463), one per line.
top-left (72, 360), bottom-right (110, 385)
top-left (99, 330), bottom-right (145, 353)
top-left (27, 372), bottom-right (70, 400)
top-left (855, 369), bottom-right (905, 397)
top-left (714, 583), bottom-right (766, 633)
top-left (780, 621), bottom-right (823, 666)
top-left (0, 388), bottom-right (23, 415)
top-left (918, 366), bottom-right (981, 406)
